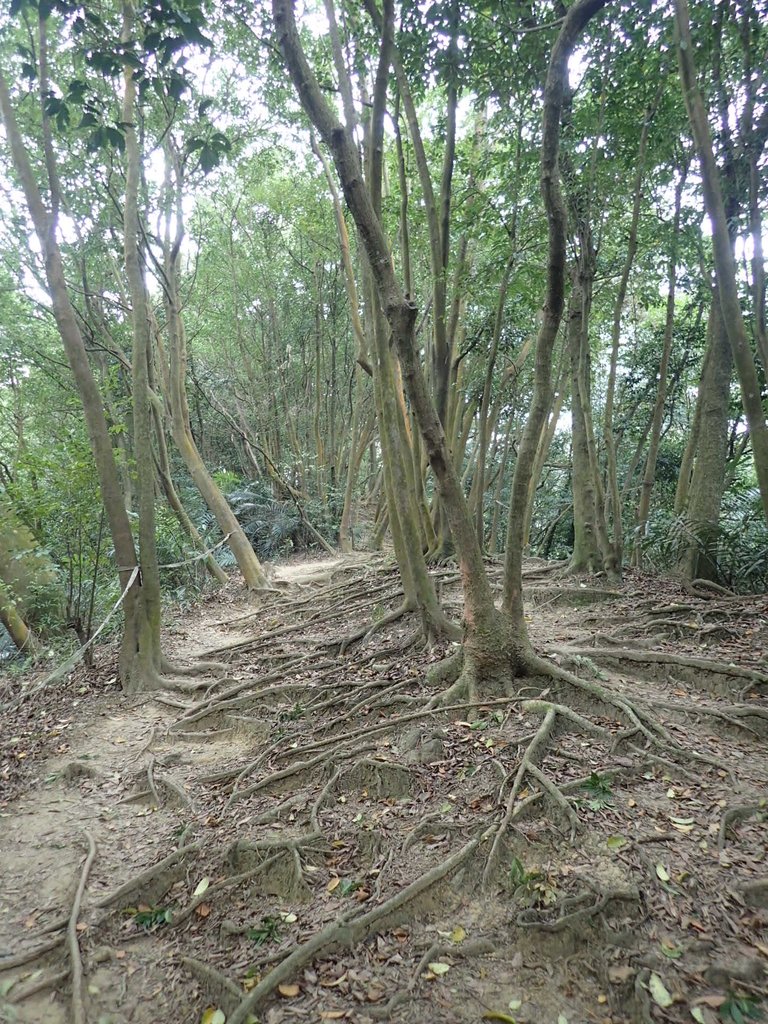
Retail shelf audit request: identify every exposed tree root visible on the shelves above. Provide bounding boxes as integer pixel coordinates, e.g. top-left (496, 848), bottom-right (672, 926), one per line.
top-left (67, 831), bottom-right (96, 1024)
top-left (0, 933), bottom-right (64, 972)
top-left (684, 577), bottom-right (737, 598)
top-left (528, 654), bottom-right (731, 771)
top-left (718, 804), bottom-right (766, 849)
top-left (483, 706), bottom-right (559, 886)
top-left (7, 967), bottom-right (70, 1003)
top-left (0, 834), bottom-right (96, 1012)
top-left (171, 853), bottom-right (283, 928)
top-left (338, 600), bottom-right (414, 655)
top-left (515, 885), bottom-right (639, 931)
top-left (95, 842), bottom-right (201, 909)
top-left (180, 955), bottom-right (243, 1012)
top-left (145, 760), bottom-right (194, 810)
top-left (224, 835), bottom-right (483, 1024)
top-left (553, 645), bottom-right (768, 690)
top-left (634, 696), bottom-right (764, 738)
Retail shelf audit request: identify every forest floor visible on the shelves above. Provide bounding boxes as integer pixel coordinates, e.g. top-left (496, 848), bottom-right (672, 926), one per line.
top-left (1, 554), bottom-right (767, 1024)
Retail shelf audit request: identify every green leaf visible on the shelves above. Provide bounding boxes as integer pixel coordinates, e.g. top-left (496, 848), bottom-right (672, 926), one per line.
top-left (105, 126), bottom-right (125, 153)
top-left (648, 973), bottom-right (673, 1009)
top-left (199, 145), bottom-right (218, 174)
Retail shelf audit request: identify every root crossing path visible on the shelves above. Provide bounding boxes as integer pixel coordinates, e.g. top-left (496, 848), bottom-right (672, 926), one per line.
top-left (1, 555), bottom-right (767, 1024)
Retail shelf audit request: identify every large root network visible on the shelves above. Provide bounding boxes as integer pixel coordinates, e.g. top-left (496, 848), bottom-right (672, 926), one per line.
top-left (2, 556), bottom-right (766, 1024)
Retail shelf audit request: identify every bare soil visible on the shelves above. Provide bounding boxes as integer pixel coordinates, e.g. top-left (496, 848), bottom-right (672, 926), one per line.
top-left (1, 555), bottom-right (766, 1024)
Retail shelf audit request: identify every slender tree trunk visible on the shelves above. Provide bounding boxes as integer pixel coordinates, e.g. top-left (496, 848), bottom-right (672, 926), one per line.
top-left (524, 357), bottom-right (567, 549)
top-left (748, 156), bottom-right (768, 372)
top-left (0, 70), bottom-right (144, 688)
top-left (160, 148), bottom-right (269, 589)
top-left (473, 256), bottom-right (514, 547)
top-left (122, 2), bottom-right (164, 684)
top-left (150, 393), bottom-right (228, 584)
top-left (489, 417), bottom-right (514, 555)
top-left (0, 583), bottom-right (39, 656)
top-left (677, 297), bottom-right (733, 581)
top-left (504, 0), bottom-right (610, 633)
top-left (675, 0), bottom-right (768, 521)
top-left (633, 171), bottom-right (685, 565)
top-left (603, 94), bottom-right (657, 572)
top-left (567, 273), bottom-right (600, 572)
top-left (339, 367), bottom-right (371, 552)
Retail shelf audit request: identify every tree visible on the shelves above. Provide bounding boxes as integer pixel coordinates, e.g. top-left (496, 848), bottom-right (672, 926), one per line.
top-left (272, 0), bottom-right (609, 697)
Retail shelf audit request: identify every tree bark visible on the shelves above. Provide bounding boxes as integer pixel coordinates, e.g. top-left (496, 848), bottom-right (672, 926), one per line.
top-left (0, 70), bottom-right (143, 687)
top-left (602, 93), bottom-right (658, 573)
top-left (675, 0), bottom-right (768, 521)
top-left (633, 169), bottom-right (685, 565)
top-left (503, 0), bottom-right (610, 631)
top-left (160, 147), bottom-right (269, 589)
top-left (122, 1), bottom-right (164, 686)
top-left (677, 296), bottom-right (733, 581)
top-left (567, 268), bottom-right (600, 572)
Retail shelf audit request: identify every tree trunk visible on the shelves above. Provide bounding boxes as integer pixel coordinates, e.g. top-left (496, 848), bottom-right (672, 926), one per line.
top-left (602, 94), bottom-right (657, 573)
top-left (504, 0), bottom-right (610, 634)
top-left (678, 297), bottom-right (733, 581)
top-left (473, 256), bottom-right (514, 548)
top-left (633, 170), bottom-right (685, 565)
top-left (150, 391), bottom-right (228, 584)
top-left (273, 0), bottom-right (608, 692)
top-left (675, 0), bottom-right (768, 521)
top-left (567, 273), bottom-right (600, 572)
top-left (0, 584), bottom-right (39, 656)
top-left (122, 2), bottom-right (164, 686)
top-left (0, 70), bottom-right (143, 688)
top-left (160, 147), bottom-right (269, 590)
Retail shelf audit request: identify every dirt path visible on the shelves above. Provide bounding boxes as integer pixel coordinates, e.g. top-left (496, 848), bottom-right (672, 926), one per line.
top-left (1, 556), bottom-right (767, 1024)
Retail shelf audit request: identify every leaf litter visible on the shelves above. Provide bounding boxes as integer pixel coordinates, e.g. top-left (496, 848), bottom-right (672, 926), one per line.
top-left (0, 556), bottom-right (766, 1024)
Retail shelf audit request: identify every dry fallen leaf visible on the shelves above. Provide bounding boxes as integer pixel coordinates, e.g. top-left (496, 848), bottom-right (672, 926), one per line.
top-left (327, 877), bottom-right (340, 893)
top-left (319, 1012), bottom-right (346, 1019)
top-left (278, 982), bottom-right (300, 998)
top-left (608, 965), bottom-right (635, 984)
top-left (195, 903), bottom-right (211, 918)
top-left (693, 995), bottom-right (727, 1009)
